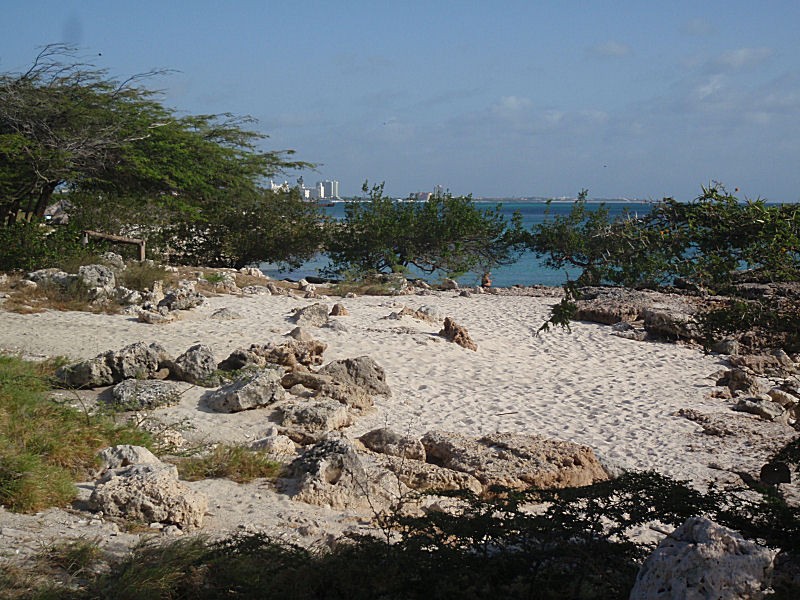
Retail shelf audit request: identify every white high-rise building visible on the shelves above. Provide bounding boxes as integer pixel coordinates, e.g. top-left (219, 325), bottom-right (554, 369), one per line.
top-left (319, 180), bottom-right (339, 199)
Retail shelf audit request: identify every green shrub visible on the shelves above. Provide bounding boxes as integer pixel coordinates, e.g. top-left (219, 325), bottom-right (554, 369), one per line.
top-left (0, 221), bottom-right (99, 273)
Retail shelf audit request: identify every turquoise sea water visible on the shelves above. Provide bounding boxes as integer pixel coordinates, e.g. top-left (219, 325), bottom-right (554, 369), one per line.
top-left (260, 201), bottom-right (651, 288)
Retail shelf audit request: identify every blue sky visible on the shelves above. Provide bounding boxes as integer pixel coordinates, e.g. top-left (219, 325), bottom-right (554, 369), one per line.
top-left (2, 1), bottom-right (799, 200)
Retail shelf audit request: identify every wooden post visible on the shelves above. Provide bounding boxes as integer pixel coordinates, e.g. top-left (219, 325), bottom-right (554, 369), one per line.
top-left (82, 230), bottom-right (147, 261)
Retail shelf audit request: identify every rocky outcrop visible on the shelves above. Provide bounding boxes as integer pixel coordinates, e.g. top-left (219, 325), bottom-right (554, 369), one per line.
top-left (205, 368), bottom-right (285, 413)
top-left (282, 370), bottom-right (372, 410)
top-left (290, 303), bottom-right (330, 327)
top-left (157, 282), bottom-right (205, 311)
top-left (285, 438), bottom-right (371, 509)
top-left (89, 462), bottom-right (207, 530)
top-left (167, 344), bottom-right (219, 387)
top-left (421, 431), bottom-right (608, 492)
top-left (317, 356), bottom-right (391, 398)
top-left (55, 342), bottom-right (169, 388)
top-left (110, 379), bottom-right (182, 410)
top-left (631, 516), bottom-right (775, 600)
top-left (330, 303), bottom-right (349, 316)
top-left (359, 428), bottom-right (426, 461)
top-left (249, 426), bottom-right (296, 456)
top-left (219, 339), bottom-right (327, 371)
top-left (373, 453), bottom-right (483, 495)
top-left (729, 351), bottom-right (798, 377)
top-left (77, 264), bottom-right (117, 300)
top-left (279, 399), bottom-right (352, 442)
top-left (573, 287), bottom-right (704, 341)
top-left (98, 444), bottom-right (163, 469)
top-left (439, 317), bottom-right (477, 351)
top-left (210, 307), bottom-right (242, 320)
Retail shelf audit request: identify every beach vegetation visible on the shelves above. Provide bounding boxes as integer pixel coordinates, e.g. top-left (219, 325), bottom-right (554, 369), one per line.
top-left (115, 261), bottom-right (172, 292)
top-left (0, 355), bottom-right (153, 512)
top-left (171, 444), bottom-right (284, 483)
top-left (531, 185), bottom-right (800, 290)
top-left (531, 185), bottom-right (800, 349)
top-left (0, 45), bottom-right (316, 271)
top-left (325, 182), bottom-right (527, 280)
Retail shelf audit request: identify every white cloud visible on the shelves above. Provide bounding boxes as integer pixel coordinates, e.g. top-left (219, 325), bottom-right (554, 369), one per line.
top-left (717, 47), bottom-right (773, 69)
top-left (694, 74), bottom-right (726, 101)
top-left (491, 95), bottom-right (533, 118)
top-left (589, 41), bottom-right (631, 58)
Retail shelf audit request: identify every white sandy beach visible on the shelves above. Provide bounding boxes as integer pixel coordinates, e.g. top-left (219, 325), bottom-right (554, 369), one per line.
top-left (0, 288), bottom-right (796, 552)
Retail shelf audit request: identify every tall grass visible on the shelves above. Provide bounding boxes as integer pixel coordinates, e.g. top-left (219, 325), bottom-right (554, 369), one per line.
top-left (0, 355), bottom-right (152, 512)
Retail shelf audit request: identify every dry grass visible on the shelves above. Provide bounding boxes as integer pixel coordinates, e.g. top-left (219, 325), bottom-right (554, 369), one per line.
top-left (1, 279), bottom-right (122, 315)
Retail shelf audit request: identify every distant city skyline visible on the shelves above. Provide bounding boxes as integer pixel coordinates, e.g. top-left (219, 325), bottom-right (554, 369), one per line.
top-left (2, 1), bottom-right (799, 201)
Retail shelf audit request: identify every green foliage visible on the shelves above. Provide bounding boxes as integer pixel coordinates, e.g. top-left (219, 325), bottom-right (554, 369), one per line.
top-left (1, 45), bottom-right (315, 271)
top-left (173, 444), bottom-right (283, 483)
top-left (325, 182), bottom-right (526, 279)
top-left (0, 221), bottom-right (99, 272)
top-left (531, 186), bottom-right (800, 348)
top-left (0, 355), bottom-right (153, 512)
top-left (696, 296), bottom-right (800, 353)
top-left (530, 186), bottom-right (800, 290)
top-left (152, 188), bottom-right (325, 269)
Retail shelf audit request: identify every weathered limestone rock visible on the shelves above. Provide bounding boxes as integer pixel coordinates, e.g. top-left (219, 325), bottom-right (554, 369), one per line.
top-left (210, 307), bottom-right (242, 320)
top-left (26, 268), bottom-right (71, 286)
top-left (768, 387), bottom-right (800, 408)
top-left (630, 516), bottom-right (775, 600)
top-left (317, 356), bottom-right (391, 397)
top-left (281, 370), bottom-right (373, 410)
top-left (421, 431), bottom-right (609, 492)
top-left (642, 307), bottom-right (699, 340)
top-left (205, 368), bottom-right (285, 413)
top-left (240, 285), bottom-right (272, 296)
top-left (250, 427), bottom-right (296, 456)
top-left (219, 339), bottom-right (327, 371)
top-left (733, 397), bottom-right (787, 421)
top-left (239, 266), bottom-right (266, 278)
top-left (279, 399), bottom-right (352, 440)
top-left (98, 445), bottom-right (162, 469)
top-left (286, 438), bottom-right (400, 510)
top-left (55, 342), bottom-right (169, 388)
top-left (137, 309), bottom-right (175, 324)
top-left (440, 278), bottom-right (459, 290)
top-left (385, 305), bottom-right (441, 324)
top-left (264, 340), bottom-right (327, 368)
top-left (99, 251), bottom-right (125, 270)
top-left (290, 303), bottom-right (330, 327)
top-left (286, 326), bottom-right (314, 342)
top-left (439, 317), bottom-right (477, 351)
top-left (373, 453), bottom-right (483, 495)
top-left (217, 347), bottom-right (267, 371)
top-left (716, 368), bottom-right (767, 396)
top-left (359, 428), bottom-right (426, 461)
top-left (90, 463), bottom-right (207, 529)
top-left (330, 303), bottom-right (349, 316)
top-left (77, 264), bottom-right (116, 300)
top-left (730, 352), bottom-right (798, 376)
top-left (168, 344), bottom-right (219, 387)
top-left (115, 286), bottom-right (142, 306)
top-left (157, 283), bottom-right (205, 311)
top-left (111, 379), bottom-right (182, 410)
